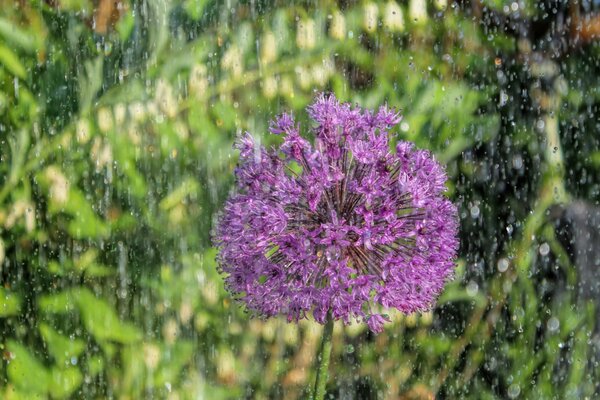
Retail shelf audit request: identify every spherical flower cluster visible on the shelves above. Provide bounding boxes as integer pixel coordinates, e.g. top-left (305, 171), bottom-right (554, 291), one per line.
top-left (213, 94), bottom-right (459, 333)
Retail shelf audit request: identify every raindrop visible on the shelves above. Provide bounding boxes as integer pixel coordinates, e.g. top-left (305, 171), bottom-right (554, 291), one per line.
top-left (507, 384), bottom-right (521, 398)
top-left (497, 258), bottom-right (509, 273)
top-left (466, 281), bottom-right (479, 297)
top-left (512, 155), bottom-right (523, 170)
top-left (326, 246), bottom-right (341, 262)
top-left (547, 317), bottom-right (560, 333)
top-left (536, 119), bottom-right (545, 130)
top-left (499, 91), bottom-right (509, 106)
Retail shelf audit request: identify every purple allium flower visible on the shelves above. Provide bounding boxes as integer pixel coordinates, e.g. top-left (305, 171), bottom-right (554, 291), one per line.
top-left (213, 94), bottom-right (459, 333)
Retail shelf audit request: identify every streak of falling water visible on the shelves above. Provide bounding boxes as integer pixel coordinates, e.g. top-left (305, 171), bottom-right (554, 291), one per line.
top-left (118, 241), bottom-right (128, 315)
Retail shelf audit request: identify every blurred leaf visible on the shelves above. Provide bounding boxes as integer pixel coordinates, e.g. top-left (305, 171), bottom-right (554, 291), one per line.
top-left (1, 386), bottom-right (33, 400)
top-left (201, 383), bottom-right (244, 399)
top-left (74, 249), bottom-right (114, 277)
top-left (420, 335), bottom-right (452, 355)
top-left (45, 185), bottom-right (110, 239)
top-left (120, 344), bottom-right (145, 394)
top-left (0, 287), bottom-right (21, 317)
top-left (86, 355), bottom-right (105, 377)
top-left (48, 260), bottom-right (68, 275)
top-left (183, 0), bottom-right (210, 20)
top-left (110, 133), bottom-right (148, 198)
top-left (38, 290), bottom-right (77, 314)
top-left (159, 178), bottom-right (199, 211)
top-left (211, 101), bottom-right (238, 131)
top-left (5, 129), bottom-right (30, 197)
top-left (78, 57), bottom-right (104, 114)
top-left (97, 80), bottom-right (147, 106)
top-left (154, 341), bottom-right (194, 386)
top-left (76, 288), bottom-right (142, 344)
top-left (49, 366), bottom-right (83, 399)
top-left (0, 18), bottom-right (41, 53)
top-left (6, 341), bottom-right (50, 395)
top-left (58, 0), bottom-right (92, 13)
top-left (559, 304), bottom-right (584, 338)
top-left (39, 323), bottom-right (86, 365)
top-left (116, 9), bottom-right (135, 41)
top-left (0, 44), bottom-right (27, 79)
top-left (438, 285), bottom-right (486, 308)
top-left (83, 263), bottom-right (114, 277)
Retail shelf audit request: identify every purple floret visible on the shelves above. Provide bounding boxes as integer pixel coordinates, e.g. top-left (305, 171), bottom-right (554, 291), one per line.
top-left (213, 93), bottom-right (459, 333)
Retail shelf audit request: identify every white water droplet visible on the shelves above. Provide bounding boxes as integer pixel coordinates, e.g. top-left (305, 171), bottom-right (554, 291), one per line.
top-left (539, 242), bottom-right (550, 256)
top-left (547, 317), bottom-right (560, 333)
top-left (466, 281), bottom-right (479, 297)
top-left (497, 258), bottom-right (509, 273)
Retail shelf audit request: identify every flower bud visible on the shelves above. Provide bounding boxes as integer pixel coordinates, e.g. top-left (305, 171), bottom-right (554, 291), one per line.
top-left (329, 11), bottom-right (346, 40)
top-left (262, 76), bottom-right (278, 99)
top-left (179, 300), bottom-right (194, 324)
top-left (128, 102), bottom-right (147, 122)
top-left (262, 319), bottom-right (276, 341)
top-left (409, 0), bottom-right (428, 25)
top-left (296, 18), bottom-right (316, 50)
top-left (283, 323), bottom-right (298, 346)
top-left (143, 343), bottom-right (161, 370)
top-left (383, 1), bottom-right (405, 32)
top-left (0, 238), bottom-right (4, 266)
top-left (421, 310), bottom-right (433, 326)
top-left (127, 124), bottom-right (142, 145)
top-left (45, 166), bottom-right (70, 206)
top-left (97, 107), bottom-right (113, 133)
top-left (91, 138), bottom-right (113, 172)
top-left (221, 45), bottom-right (243, 78)
top-left (155, 79), bottom-right (178, 118)
top-left (312, 65), bottom-right (328, 87)
top-left (260, 31), bottom-right (277, 64)
top-left (163, 318), bottom-right (179, 345)
top-left (363, 3), bottom-right (379, 33)
top-left (114, 103), bottom-right (126, 125)
top-left (189, 64), bottom-right (208, 97)
top-left (76, 118), bottom-right (91, 144)
top-left (216, 347), bottom-right (236, 382)
top-left (279, 75), bottom-right (295, 98)
top-left (24, 202), bottom-right (35, 233)
top-left (405, 313), bottom-right (417, 327)
top-left (295, 66), bottom-right (312, 90)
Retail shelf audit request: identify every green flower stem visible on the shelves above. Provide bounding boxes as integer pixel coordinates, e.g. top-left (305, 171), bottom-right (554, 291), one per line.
top-left (312, 315), bottom-right (334, 400)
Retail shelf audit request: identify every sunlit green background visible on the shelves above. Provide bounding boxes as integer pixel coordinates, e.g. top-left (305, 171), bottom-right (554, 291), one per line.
top-left (1, 0), bottom-right (599, 398)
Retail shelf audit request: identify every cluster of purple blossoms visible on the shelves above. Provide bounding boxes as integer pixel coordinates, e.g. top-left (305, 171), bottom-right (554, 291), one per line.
top-left (213, 94), bottom-right (459, 333)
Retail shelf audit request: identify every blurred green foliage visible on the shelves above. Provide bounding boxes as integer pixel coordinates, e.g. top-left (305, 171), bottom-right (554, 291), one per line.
top-left (1, 0), bottom-right (599, 399)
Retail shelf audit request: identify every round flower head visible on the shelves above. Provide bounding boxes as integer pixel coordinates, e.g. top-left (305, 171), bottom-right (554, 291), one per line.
top-left (213, 93), bottom-right (459, 333)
